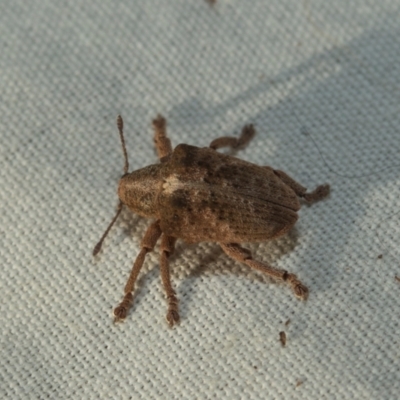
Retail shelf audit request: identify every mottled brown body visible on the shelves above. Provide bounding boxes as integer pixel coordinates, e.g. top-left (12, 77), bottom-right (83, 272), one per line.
top-left (94, 115), bottom-right (330, 327)
top-left (119, 144), bottom-right (300, 244)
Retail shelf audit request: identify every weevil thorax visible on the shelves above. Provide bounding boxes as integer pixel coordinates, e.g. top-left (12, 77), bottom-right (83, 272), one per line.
top-left (118, 163), bottom-right (165, 218)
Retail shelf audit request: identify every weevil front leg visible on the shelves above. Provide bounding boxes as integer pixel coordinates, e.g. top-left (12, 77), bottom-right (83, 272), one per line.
top-left (209, 124), bottom-right (256, 151)
top-left (153, 115), bottom-right (172, 161)
top-left (114, 220), bottom-right (162, 322)
top-left (159, 235), bottom-right (179, 327)
top-left (220, 243), bottom-right (309, 300)
top-left (273, 169), bottom-right (330, 204)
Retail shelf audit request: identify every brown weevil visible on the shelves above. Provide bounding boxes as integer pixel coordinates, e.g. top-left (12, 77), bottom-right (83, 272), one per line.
top-left (94, 115), bottom-right (330, 326)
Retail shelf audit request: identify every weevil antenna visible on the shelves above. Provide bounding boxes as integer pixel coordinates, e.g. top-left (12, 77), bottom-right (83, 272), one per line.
top-left (93, 116), bottom-right (128, 256)
top-left (93, 201), bottom-right (123, 256)
top-left (117, 115), bottom-right (129, 174)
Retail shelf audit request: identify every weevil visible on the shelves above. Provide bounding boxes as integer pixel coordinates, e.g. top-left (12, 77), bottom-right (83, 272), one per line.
top-left (94, 115), bottom-right (330, 326)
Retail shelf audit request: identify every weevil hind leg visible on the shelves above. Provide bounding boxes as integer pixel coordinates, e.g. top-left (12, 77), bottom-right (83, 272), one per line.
top-left (303, 184), bottom-right (330, 203)
top-left (209, 124), bottom-right (256, 151)
top-left (273, 169), bottom-right (330, 204)
top-left (159, 235), bottom-right (180, 327)
top-left (220, 243), bottom-right (309, 300)
top-left (153, 115), bottom-right (173, 161)
top-left (113, 220), bottom-right (162, 322)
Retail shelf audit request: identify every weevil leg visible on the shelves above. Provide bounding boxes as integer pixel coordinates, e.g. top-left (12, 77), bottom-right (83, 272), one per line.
top-left (153, 115), bottom-right (173, 161)
top-left (160, 235), bottom-right (179, 327)
top-left (273, 169), bottom-right (330, 204)
top-left (209, 124), bottom-right (256, 151)
top-left (220, 243), bottom-right (309, 300)
top-left (114, 220), bottom-right (162, 322)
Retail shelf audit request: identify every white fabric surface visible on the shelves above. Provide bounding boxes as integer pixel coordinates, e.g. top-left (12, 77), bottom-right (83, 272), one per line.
top-left (1, 1), bottom-right (400, 399)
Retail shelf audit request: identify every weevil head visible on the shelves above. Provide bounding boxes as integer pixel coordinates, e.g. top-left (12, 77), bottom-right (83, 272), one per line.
top-left (118, 163), bottom-right (164, 218)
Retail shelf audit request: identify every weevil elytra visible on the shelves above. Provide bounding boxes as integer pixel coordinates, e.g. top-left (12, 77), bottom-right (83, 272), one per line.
top-left (94, 115), bottom-right (330, 327)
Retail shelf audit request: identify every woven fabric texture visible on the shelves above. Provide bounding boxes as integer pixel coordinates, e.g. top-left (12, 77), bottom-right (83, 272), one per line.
top-left (1, 1), bottom-right (400, 399)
